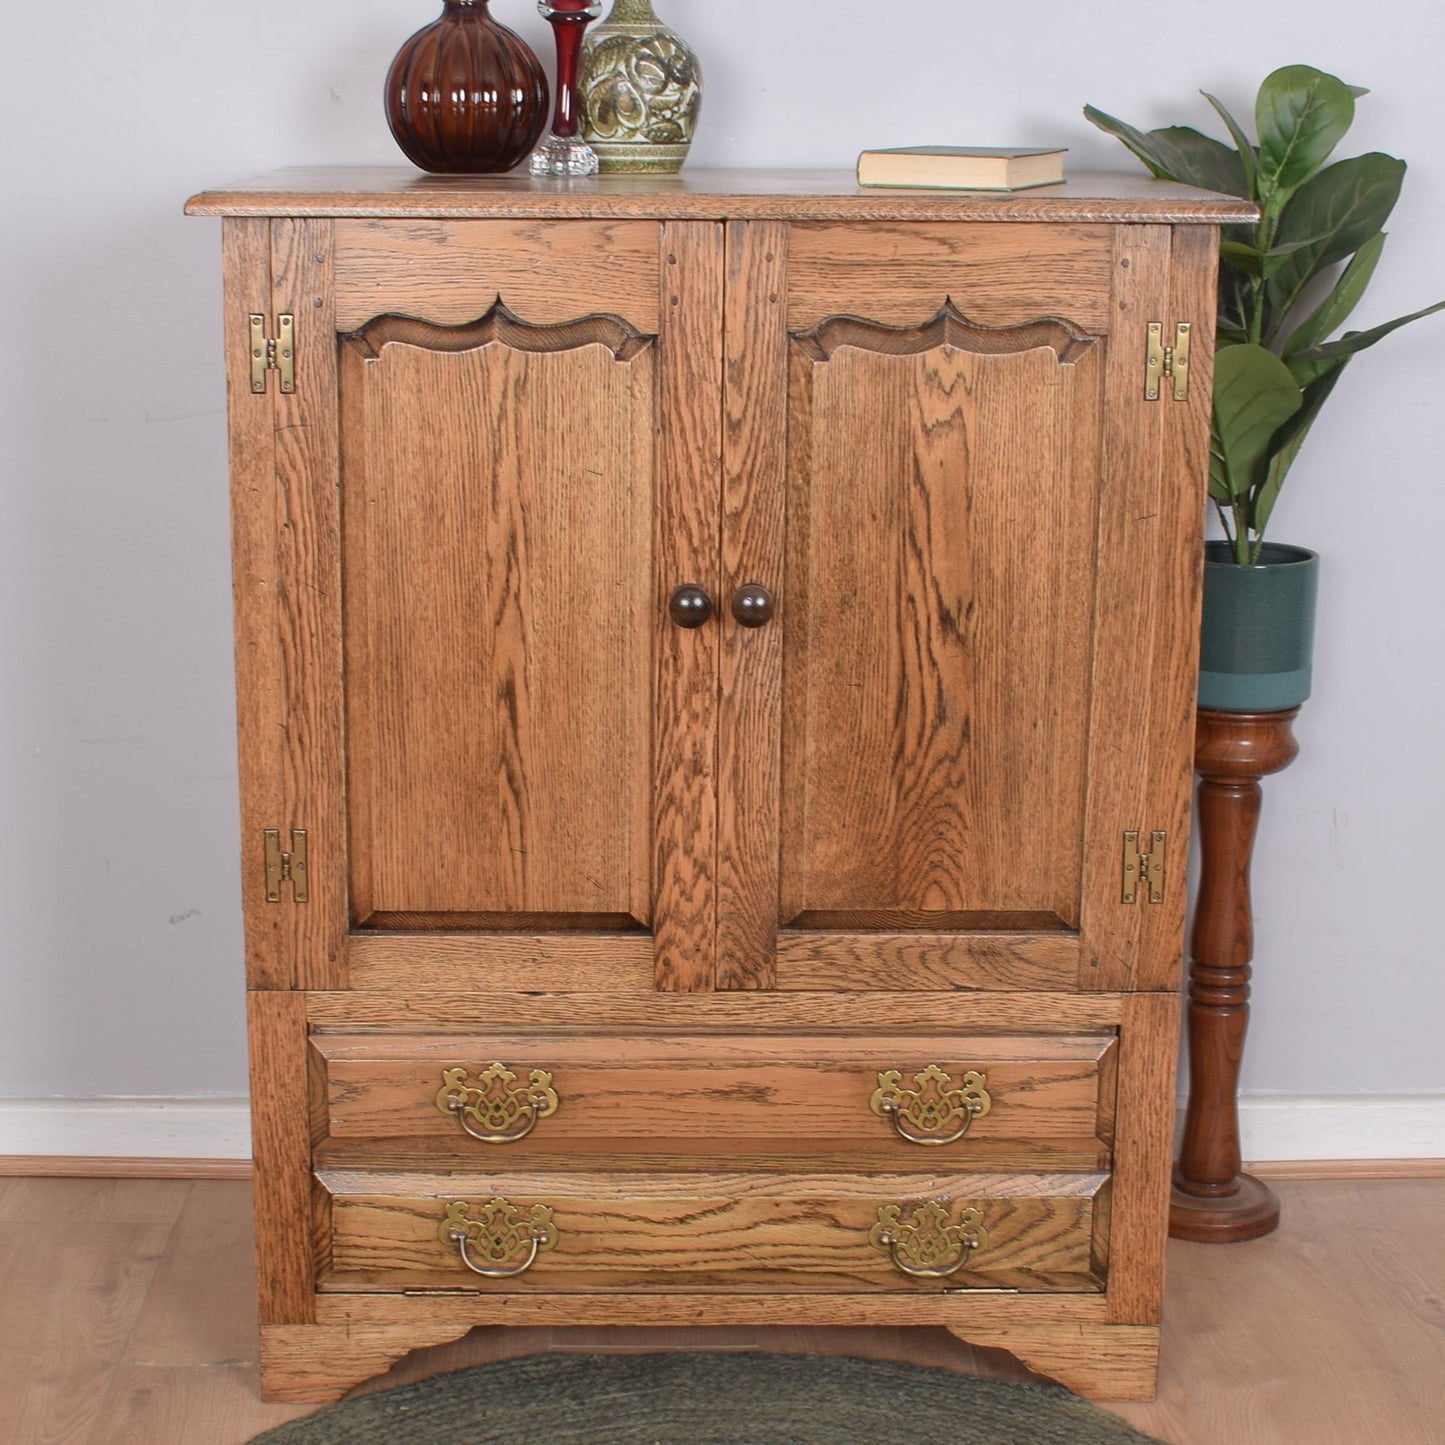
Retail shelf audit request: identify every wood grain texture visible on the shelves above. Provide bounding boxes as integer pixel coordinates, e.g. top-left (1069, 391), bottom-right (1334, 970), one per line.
top-left (7, 1177), bottom-right (1443, 1431)
top-left (0, 1156), bottom-right (253, 1179)
top-left (339, 303), bottom-right (654, 924)
top-left (652, 221), bottom-right (724, 990)
top-left (345, 932), bottom-right (654, 992)
top-left (313, 1032), bottom-right (1115, 1148)
top-left (0, 1202), bottom-right (183, 1443)
top-left (270, 218), bottom-right (348, 991)
top-left (305, 989), bottom-right (1127, 1033)
top-left (716, 221), bottom-right (788, 988)
top-left (1104, 993), bottom-right (1178, 1324)
top-left (222, 219), bottom-right (287, 989)
top-left (773, 930), bottom-right (1079, 990)
top-left (319, 1166), bottom-right (1104, 1293)
top-left (247, 991), bottom-right (315, 1325)
top-left (1075, 225), bottom-right (1178, 993)
top-left (785, 222), bottom-right (1114, 332)
top-left (1172, 708), bottom-right (1299, 1242)
top-left (780, 295), bottom-right (1098, 925)
top-left (186, 169), bottom-right (1259, 224)
top-left (947, 1321), bottom-right (1159, 1402)
top-left (333, 218), bottom-right (661, 331)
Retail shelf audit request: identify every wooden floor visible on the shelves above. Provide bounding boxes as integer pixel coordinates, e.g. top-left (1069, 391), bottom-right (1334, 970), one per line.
top-left (0, 1175), bottom-right (1440, 1444)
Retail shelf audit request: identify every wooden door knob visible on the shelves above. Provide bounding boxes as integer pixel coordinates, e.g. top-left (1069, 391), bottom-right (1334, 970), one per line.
top-left (731, 583), bottom-right (775, 627)
top-left (668, 584), bottom-right (714, 628)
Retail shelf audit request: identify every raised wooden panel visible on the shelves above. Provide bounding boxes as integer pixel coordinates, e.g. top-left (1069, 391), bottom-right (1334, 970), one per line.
top-left (785, 222), bottom-right (1115, 332)
top-left (318, 1165), bottom-right (1105, 1293)
top-left (333, 219), bottom-right (662, 332)
top-left (339, 304), bottom-right (654, 927)
top-left (780, 301), bottom-right (1100, 928)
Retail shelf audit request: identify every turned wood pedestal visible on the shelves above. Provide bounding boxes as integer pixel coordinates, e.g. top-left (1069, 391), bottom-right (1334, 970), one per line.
top-left (1170, 707), bottom-right (1300, 1243)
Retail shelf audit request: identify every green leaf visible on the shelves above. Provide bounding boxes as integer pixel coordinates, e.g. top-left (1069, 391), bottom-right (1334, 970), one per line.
top-left (1255, 65), bottom-right (1356, 204)
top-left (1201, 91), bottom-right (1259, 196)
top-left (1291, 297), bottom-right (1445, 365)
top-left (1083, 105), bottom-right (1185, 181)
top-left (1083, 108), bottom-right (1249, 194)
top-left (1252, 360), bottom-right (1350, 536)
top-left (1212, 344), bottom-right (1303, 500)
top-left (1282, 232), bottom-right (1386, 356)
top-left (1151, 126), bottom-right (1250, 197)
top-left (1220, 241), bottom-right (1265, 276)
top-left (1265, 153), bottom-right (1405, 324)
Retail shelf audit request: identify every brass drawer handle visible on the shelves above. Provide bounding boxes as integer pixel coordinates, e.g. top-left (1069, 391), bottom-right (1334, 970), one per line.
top-left (435, 1063), bottom-right (560, 1144)
top-left (870, 1065), bottom-right (991, 1146)
top-left (440, 1197), bottom-right (558, 1279)
top-left (871, 1200), bottom-right (989, 1279)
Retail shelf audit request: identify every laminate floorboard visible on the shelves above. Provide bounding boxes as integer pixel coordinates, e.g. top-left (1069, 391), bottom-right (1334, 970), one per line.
top-left (0, 1175), bottom-right (1440, 1444)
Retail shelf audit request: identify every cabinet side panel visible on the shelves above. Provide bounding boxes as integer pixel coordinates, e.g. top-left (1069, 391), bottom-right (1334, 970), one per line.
top-left (717, 221), bottom-right (788, 988)
top-left (653, 222), bottom-right (725, 990)
top-left (271, 219), bottom-right (349, 990)
top-left (1078, 225), bottom-right (1203, 991)
top-left (222, 219), bottom-right (286, 989)
top-left (1105, 992), bottom-right (1179, 1323)
top-left (248, 989), bottom-right (315, 1323)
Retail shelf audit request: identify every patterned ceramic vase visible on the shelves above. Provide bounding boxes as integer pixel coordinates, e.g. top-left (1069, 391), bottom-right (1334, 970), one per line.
top-left (578, 0), bottom-right (702, 173)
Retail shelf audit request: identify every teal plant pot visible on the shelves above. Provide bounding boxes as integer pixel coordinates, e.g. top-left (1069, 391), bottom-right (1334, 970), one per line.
top-left (1198, 541), bottom-right (1319, 713)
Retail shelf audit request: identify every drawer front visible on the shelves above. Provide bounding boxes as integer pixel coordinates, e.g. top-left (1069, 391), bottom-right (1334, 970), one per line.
top-left (317, 1165), bottom-right (1107, 1294)
top-left (314, 1033), bottom-right (1116, 1157)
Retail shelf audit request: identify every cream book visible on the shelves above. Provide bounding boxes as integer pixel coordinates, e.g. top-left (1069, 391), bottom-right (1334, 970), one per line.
top-left (857, 146), bottom-right (1066, 191)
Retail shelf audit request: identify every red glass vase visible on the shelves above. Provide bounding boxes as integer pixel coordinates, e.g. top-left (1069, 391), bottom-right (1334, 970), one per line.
top-left (385, 0), bottom-right (549, 174)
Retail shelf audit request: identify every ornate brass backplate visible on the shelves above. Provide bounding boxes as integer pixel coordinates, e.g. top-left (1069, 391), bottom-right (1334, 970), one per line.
top-left (869, 1065), bottom-right (991, 1145)
top-left (870, 1199), bottom-right (990, 1279)
top-left (435, 1063), bottom-right (560, 1143)
top-left (439, 1197), bottom-right (559, 1279)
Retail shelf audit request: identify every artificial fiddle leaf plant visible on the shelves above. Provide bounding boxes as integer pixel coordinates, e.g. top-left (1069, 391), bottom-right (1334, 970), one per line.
top-left (1086, 65), bottom-right (1445, 564)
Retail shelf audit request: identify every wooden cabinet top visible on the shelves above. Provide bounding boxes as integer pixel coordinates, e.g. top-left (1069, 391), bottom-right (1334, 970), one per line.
top-left (186, 167), bottom-right (1255, 224)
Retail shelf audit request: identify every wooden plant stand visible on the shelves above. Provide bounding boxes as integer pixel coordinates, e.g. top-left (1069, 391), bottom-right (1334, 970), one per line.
top-left (1170, 707), bottom-right (1300, 1243)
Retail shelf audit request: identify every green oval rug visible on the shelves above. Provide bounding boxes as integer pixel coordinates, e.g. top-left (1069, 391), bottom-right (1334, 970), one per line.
top-left (248, 1352), bottom-right (1168, 1444)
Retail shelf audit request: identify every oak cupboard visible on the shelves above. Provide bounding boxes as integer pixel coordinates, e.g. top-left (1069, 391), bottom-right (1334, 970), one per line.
top-left (186, 169), bottom-right (1252, 1403)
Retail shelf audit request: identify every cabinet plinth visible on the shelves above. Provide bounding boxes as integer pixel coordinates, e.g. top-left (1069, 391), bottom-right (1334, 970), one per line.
top-left (191, 170), bottom-right (1240, 1402)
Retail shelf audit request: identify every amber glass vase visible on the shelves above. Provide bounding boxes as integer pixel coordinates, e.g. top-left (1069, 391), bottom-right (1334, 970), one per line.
top-left (386, 0), bottom-right (549, 174)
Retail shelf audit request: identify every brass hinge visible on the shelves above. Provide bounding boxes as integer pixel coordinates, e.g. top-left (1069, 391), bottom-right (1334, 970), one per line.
top-left (249, 313), bottom-right (296, 394)
top-left (1145, 322), bottom-right (1191, 401)
top-left (264, 828), bottom-right (308, 903)
top-left (1122, 829), bottom-right (1166, 905)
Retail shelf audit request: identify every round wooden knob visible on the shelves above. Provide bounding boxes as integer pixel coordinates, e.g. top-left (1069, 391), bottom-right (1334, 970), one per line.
top-left (668, 584), bottom-right (713, 628)
top-left (731, 584), bottom-right (776, 627)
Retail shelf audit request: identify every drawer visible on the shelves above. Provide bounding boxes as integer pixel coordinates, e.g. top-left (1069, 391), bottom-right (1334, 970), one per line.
top-left (312, 1033), bottom-right (1117, 1159)
top-left (317, 1163), bottom-right (1107, 1294)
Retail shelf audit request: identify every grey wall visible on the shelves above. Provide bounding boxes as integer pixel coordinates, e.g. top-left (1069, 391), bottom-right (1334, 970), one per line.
top-left (2, 0), bottom-right (1441, 1100)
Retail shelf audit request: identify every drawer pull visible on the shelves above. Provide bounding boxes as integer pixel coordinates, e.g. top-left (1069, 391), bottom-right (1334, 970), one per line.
top-left (870, 1065), bottom-right (991, 1146)
top-left (871, 1200), bottom-right (989, 1279)
top-left (440, 1197), bottom-right (558, 1279)
top-left (435, 1063), bottom-right (560, 1144)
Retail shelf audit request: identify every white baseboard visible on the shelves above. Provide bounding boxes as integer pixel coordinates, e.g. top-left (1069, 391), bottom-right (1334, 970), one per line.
top-left (1231, 1093), bottom-right (1445, 1163)
top-left (0, 1093), bottom-right (1440, 1164)
top-left (0, 1098), bottom-right (251, 1159)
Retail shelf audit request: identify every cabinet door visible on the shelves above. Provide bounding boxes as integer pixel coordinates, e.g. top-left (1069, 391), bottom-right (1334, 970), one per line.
top-left (718, 221), bottom-right (1212, 993)
top-left (230, 218), bottom-right (723, 991)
